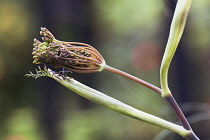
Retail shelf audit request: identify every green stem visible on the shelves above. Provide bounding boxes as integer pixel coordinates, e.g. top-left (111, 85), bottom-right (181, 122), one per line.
top-left (160, 0), bottom-right (192, 97)
top-left (103, 63), bottom-right (199, 139)
top-left (104, 65), bottom-right (195, 132)
top-left (104, 65), bottom-right (162, 95)
top-left (159, 0), bottom-right (199, 139)
top-left (48, 70), bottom-right (191, 138)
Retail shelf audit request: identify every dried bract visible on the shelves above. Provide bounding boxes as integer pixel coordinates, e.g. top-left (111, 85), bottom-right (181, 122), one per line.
top-left (32, 27), bottom-right (106, 73)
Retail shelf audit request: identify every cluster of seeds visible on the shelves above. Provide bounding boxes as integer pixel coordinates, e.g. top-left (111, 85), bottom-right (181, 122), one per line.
top-left (32, 27), bottom-right (105, 73)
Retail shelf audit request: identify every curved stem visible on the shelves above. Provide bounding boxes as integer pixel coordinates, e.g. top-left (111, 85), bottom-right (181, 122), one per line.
top-left (48, 70), bottom-right (191, 138)
top-left (158, 0), bottom-right (198, 139)
top-left (104, 65), bottom-right (162, 95)
top-left (104, 65), bottom-right (199, 139)
top-left (160, 0), bottom-right (192, 97)
top-left (104, 65), bottom-right (190, 129)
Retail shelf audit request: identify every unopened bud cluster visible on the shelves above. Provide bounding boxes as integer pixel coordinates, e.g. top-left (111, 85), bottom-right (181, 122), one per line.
top-left (32, 27), bottom-right (106, 73)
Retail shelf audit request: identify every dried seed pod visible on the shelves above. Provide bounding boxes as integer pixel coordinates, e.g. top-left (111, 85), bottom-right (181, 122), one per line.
top-left (32, 27), bottom-right (106, 73)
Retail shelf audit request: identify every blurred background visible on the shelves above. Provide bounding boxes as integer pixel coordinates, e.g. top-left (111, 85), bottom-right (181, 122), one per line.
top-left (0, 0), bottom-right (210, 140)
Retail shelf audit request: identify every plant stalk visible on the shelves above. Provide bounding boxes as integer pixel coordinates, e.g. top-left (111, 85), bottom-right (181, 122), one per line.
top-left (165, 95), bottom-right (191, 130)
top-left (104, 65), bottom-right (191, 129)
top-left (185, 132), bottom-right (200, 140)
top-left (48, 70), bottom-right (191, 138)
top-left (159, 0), bottom-right (199, 139)
top-left (104, 65), bottom-right (199, 139)
top-left (104, 65), bottom-right (162, 95)
top-left (160, 0), bottom-right (192, 97)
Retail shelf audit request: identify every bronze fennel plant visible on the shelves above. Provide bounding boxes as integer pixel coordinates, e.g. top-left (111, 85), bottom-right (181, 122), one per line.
top-left (26, 0), bottom-right (200, 139)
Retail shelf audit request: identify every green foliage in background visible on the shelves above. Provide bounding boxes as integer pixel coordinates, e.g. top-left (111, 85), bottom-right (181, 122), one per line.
top-left (1, 0), bottom-right (210, 140)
